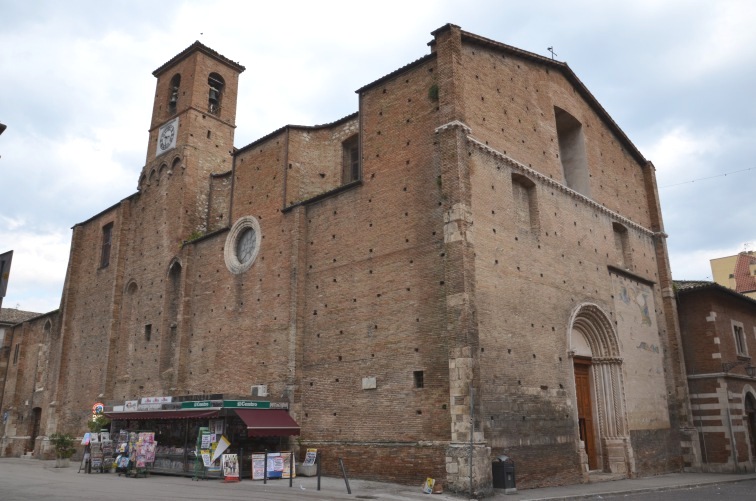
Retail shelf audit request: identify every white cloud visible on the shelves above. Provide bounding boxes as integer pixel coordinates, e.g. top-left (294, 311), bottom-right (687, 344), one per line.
top-left (643, 126), bottom-right (726, 186)
top-left (0, 227), bottom-right (70, 312)
top-left (670, 241), bottom-right (756, 281)
top-left (2, 0), bottom-right (756, 313)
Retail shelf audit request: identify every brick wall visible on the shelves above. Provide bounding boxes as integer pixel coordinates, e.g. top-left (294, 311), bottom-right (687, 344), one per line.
top-left (678, 286), bottom-right (756, 471)
top-left (2, 27), bottom-right (694, 489)
top-left (0, 312), bottom-right (60, 457)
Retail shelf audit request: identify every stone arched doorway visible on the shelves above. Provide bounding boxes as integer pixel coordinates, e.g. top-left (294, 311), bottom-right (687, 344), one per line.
top-left (745, 392), bottom-right (756, 461)
top-left (568, 303), bottom-right (635, 476)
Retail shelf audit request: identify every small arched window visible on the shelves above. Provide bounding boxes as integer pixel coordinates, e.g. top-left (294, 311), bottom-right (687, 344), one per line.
top-left (168, 74), bottom-right (181, 115)
top-left (208, 73), bottom-right (224, 115)
top-left (157, 163), bottom-right (167, 182)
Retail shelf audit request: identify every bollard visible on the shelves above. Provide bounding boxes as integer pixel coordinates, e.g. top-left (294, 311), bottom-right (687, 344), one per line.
top-left (338, 457), bottom-right (351, 495)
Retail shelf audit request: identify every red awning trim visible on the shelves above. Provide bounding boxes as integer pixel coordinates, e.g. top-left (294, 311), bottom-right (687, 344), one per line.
top-left (104, 409), bottom-right (220, 420)
top-left (234, 409), bottom-right (300, 437)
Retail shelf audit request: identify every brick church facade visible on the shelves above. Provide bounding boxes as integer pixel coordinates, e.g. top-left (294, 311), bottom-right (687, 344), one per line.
top-left (1, 25), bottom-right (698, 493)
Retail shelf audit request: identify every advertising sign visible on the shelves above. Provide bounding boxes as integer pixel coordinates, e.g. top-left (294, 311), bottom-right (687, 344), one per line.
top-left (251, 454), bottom-right (266, 480)
top-left (0, 250), bottom-right (13, 299)
top-left (140, 396), bottom-right (172, 404)
top-left (222, 454), bottom-right (239, 480)
top-left (303, 448), bottom-right (317, 466)
top-left (223, 400), bottom-right (270, 409)
top-left (211, 435), bottom-right (230, 463)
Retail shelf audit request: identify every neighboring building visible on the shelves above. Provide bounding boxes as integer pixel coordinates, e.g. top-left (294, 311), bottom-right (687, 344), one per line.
top-left (0, 25), bottom-right (697, 493)
top-left (0, 307), bottom-right (42, 427)
top-left (675, 280), bottom-right (756, 472)
top-left (710, 251), bottom-right (756, 299)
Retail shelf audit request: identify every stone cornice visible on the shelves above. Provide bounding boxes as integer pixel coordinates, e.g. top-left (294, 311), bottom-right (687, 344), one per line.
top-left (435, 120), bottom-right (472, 134)
top-left (466, 136), bottom-right (666, 239)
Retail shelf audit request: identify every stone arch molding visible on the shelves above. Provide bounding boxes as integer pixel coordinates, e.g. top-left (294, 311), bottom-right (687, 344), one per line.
top-left (568, 302), bottom-right (635, 475)
top-left (167, 257), bottom-right (183, 275)
top-left (224, 216), bottom-right (262, 274)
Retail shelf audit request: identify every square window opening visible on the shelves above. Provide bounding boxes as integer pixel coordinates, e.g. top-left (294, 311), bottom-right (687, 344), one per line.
top-left (413, 370), bottom-right (424, 389)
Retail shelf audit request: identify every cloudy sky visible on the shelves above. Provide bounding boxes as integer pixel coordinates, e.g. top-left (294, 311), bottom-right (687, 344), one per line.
top-left (1, 0), bottom-right (754, 313)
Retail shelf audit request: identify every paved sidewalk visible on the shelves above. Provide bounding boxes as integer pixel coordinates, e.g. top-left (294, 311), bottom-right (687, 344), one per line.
top-left (503, 471), bottom-right (756, 500)
top-left (1, 458), bottom-right (755, 500)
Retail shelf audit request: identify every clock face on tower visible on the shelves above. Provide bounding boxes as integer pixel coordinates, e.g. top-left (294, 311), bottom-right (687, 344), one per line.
top-left (156, 118), bottom-right (179, 157)
top-left (159, 124), bottom-right (175, 150)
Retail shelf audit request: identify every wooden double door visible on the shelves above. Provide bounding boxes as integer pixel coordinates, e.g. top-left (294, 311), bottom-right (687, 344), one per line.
top-left (574, 358), bottom-right (598, 470)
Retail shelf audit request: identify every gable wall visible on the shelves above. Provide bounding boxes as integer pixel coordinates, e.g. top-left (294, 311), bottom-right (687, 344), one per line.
top-left (459, 43), bottom-right (653, 228)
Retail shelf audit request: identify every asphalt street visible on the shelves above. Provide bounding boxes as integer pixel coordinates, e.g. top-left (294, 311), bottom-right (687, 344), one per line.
top-left (2, 458), bottom-right (756, 500)
top-left (0, 458), bottom-right (455, 501)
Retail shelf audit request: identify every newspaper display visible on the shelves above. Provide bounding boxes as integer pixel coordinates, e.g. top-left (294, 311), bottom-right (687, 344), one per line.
top-left (303, 448), bottom-right (317, 466)
top-left (222, 454), bottom-right (239, 480)
top-left (135, 432), bottom-right (156, 468)
top-left (251, 453), bottom-right (266, 480)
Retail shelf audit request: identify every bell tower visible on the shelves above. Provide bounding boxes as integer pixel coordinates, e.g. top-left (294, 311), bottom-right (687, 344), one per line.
top-left (139, 42), bottom-right (245, 237)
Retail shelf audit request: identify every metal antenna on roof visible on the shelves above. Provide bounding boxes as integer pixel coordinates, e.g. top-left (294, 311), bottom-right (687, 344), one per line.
top-left (547, 46), bottom-right (557, 60)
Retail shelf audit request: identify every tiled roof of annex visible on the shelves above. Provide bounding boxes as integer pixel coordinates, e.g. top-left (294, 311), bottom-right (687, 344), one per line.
top-left (733, 252), bottom-right (756, 294)
top-left (674, 280), bottom-right (756, 308)
top-left (0, 308), bottom-right (43, 326)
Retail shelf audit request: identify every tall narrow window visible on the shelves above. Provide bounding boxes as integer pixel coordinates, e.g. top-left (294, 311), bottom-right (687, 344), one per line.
top-left (100, 222), bottom-right (113, 268)
top-left (12, 343), bottom-right (20, 365)
top-left (555, 106), bottom-right (590, 196)
top-left (144, 324), bottom-right (152, 342)
top-left (160, 262), bottom-right (182, 374)
top-left (208, 73), bottom-right (224, 115)
top-left (342, 135), bottom-right (359, 183)
top-left (733, 324), bottom-right (747, 356)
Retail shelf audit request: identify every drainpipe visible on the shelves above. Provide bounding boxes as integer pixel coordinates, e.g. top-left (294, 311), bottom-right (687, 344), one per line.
top-left (470, 383), bottom-right (474, 498)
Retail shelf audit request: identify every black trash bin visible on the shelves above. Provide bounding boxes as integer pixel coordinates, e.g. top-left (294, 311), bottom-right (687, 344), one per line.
top-left (492, 455), bottom-right (516, 492)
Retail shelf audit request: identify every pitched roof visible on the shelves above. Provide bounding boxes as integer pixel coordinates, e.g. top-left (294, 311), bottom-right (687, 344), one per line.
top-left (235, 112), bottom-right (359, 156)
top-left (733, 252), bottom-right (756, 293)
top-left (674, 280), bottom-right (756, 308)
top-left (454, 27), bottom-right (647, 166)
top-left (153, 41), bottom-right (245, 77)
top-left (0, 307), bottom-right (42, 325)
top-left (674, 280), bottom-right (715, 291)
